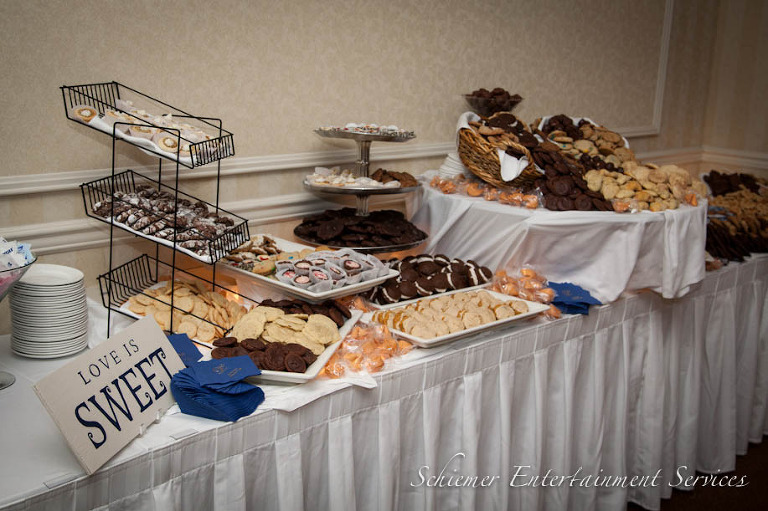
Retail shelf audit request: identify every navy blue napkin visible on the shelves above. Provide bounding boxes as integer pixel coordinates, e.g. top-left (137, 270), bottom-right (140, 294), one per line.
top-left (548, 282), bottom-right (602, 315)
top-left (166, 333), bottom-right (203, 367)
top-left (171, 356), bottom-right (265, 422)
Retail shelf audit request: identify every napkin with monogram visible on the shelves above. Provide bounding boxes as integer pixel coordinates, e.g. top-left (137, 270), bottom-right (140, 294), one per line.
top-left (171, 356), bottom-right (265, 422)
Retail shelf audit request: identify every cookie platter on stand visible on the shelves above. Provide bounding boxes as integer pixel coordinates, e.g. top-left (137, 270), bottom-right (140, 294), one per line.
top-left (296, 124), bottom-right (427, 253)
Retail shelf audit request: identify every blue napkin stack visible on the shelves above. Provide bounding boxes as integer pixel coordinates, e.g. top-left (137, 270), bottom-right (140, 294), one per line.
top-left (167, 334), bottom-right (265, 422)
top-left (547, 282), bottom-right (602, 315)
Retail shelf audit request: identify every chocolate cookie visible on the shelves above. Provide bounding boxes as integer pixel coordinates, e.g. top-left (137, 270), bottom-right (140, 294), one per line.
top-left (213, 336), bottom-right (238, 348)
top-left (284, 353), bottom-right (307, 373)
top-left (211, 347), bottom-right (233, 359)
top-left (241, 337), bottom-right (267, 352)
top-left (249, 350), bottom-right (267, 369)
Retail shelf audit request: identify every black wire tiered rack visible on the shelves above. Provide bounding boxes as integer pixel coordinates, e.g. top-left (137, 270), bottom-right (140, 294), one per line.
top-left (62, 81), bottom-right (247, 336)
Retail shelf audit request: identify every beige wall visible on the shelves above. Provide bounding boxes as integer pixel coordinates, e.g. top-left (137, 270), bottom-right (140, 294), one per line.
top-left (2, 0), bottom-right (704, 180)
top-left (703, 0), bottom-right (768, 154)
top-left (1, 0), bottom-right (765, 335)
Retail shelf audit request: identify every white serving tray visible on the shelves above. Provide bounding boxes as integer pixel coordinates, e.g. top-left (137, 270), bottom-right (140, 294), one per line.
top-left (242, 310), bottom-right (362, 384)
top-left (218, 235), bottom-right (398, 303)
top-left (363, 288), bottom-right (549, 348)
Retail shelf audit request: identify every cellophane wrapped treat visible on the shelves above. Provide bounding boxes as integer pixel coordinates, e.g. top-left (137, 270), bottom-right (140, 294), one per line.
top-left (430, 175), bottom-right (541, 209)
top-left (319, 324), bottom-right (412, 378)
top-left (491, 266), bottom-right (561, 319)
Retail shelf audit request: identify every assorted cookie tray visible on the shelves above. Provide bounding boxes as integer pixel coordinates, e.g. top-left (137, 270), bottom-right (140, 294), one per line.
top-left (364, 288), bottom-right (549, 348)
top-left (218, 235), bottom-right (399, 302)
top-left (223, 310), bottom-right (362, 384)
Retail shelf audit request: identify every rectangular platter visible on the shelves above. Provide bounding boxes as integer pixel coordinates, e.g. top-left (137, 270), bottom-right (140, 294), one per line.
top-left (363, 288), bottom-right (549, 349)
top-left (242, 310), bottom-right (362, 384)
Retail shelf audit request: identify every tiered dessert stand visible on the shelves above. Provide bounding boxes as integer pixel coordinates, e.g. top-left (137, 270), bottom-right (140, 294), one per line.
top-left (62, 81), bottom-right (251, 337)
top-left (299, 127), bottom-right (425, 253)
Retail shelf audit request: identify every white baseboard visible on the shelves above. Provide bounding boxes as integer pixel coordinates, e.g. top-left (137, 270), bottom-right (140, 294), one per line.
top-left (699, 146), bottom-right (768, 175)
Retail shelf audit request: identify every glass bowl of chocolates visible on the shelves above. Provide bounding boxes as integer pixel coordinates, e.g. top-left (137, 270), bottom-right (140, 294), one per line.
top-left (464, 88), bottom-right (522, 117)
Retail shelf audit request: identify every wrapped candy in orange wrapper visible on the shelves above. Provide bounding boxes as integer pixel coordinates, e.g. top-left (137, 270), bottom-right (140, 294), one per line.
top-left (492, 267), bottom-right (561, 320)
top-left (430, 175), bottom-right (541, 209)
top-left (319, 324), bottom-right (413, 379)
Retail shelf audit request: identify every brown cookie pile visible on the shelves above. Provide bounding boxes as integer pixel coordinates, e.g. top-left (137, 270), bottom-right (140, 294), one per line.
top-left (211, 336), bottom-right (318, 373)
top-left (294, 208), bottom-right (427, 248)
top-left (531, 143), bottom-right (613, 212)
top-left (370, 168), bottom-right (418, 188)
top-left (704, 170), bottom-right (762, 196)
top-left (540, 115), bottom-right (636, 167)
top-left (366, 254), bottom-right (493, 304)
top-left (259, 298), bottom-right (351, 327)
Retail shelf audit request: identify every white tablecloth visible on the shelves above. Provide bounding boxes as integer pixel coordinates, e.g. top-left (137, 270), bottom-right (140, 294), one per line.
top-left (1, 257), bottom-right (766, 511)
top-left (411, 183), bottom-right (707, 303)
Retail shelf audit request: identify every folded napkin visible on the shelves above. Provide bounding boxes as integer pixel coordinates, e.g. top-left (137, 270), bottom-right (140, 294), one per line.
top-left (171, 356), bottom-right (265, 422)
top-left (166, 333), bottom-right (203, 367)
top-left (548, 281), bottom-right (602, 315)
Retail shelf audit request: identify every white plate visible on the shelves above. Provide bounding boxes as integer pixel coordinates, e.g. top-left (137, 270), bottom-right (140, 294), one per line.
top-left (12, 340), bottom-right (88, 359)
top-left (13, 279), bottom-right (84, 289)
top-left (218, 235), bottom-right (398, 303)
top-left (12, 314), bottom-right (88, 327)
top-left (10, 296), bottom-right (87, 307)
top-left (11, 294), bottom-right (86, 310)
top-left (12, 325), bottom-right (89, 337)
top-left (10, 305), bottom-right (88, 318)
top-left (244, 310), bottom-right (362, 384)
top-left (12, 321), bottom-right (88, 335)
top-left (12, 336), bottom-right (88, 351)
top-left (13, 334), bottom-right (87, 346)
top-left (10, 314), bottom-right (88, 326)
top-left (11, 287), bottom-right (85, 298)
top-left (17, 264), bottom-right (84, 286)
top-left (11, 327), bottom-right (89, 343)
top-left (363, 289), bottom-right (549, 348)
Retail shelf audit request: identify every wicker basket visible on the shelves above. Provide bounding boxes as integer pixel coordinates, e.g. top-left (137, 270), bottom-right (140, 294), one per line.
top-left (458, 113), bottom-right (542, 188)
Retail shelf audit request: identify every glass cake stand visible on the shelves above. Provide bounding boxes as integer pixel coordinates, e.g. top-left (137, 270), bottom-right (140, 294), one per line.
top-left (312, 128), bottom-right (416, 217)
top-left (0, 257), bottom-right (37, 390)
top-left (304, 128), bottom-right (426, 253)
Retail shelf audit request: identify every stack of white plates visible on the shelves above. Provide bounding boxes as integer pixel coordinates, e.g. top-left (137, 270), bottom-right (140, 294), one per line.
top-left (438, 151), bottom-right (470, 179)
top-left (9, 264), bottom-right (88, 359)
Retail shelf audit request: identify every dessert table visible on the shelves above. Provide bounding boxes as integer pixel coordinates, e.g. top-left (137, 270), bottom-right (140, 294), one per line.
top-left (1, 256), bottom-right (766, 511)
top-left (411, 182), bottom-right (707, 304)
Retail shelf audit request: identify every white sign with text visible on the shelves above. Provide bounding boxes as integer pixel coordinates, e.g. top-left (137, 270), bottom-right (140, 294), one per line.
top-left (34, 317), bottom-right (185, 474)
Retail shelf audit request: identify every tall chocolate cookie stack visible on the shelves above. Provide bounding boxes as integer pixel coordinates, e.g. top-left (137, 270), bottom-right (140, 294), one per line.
top-left (366, 254), bottom-right (493, 304)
